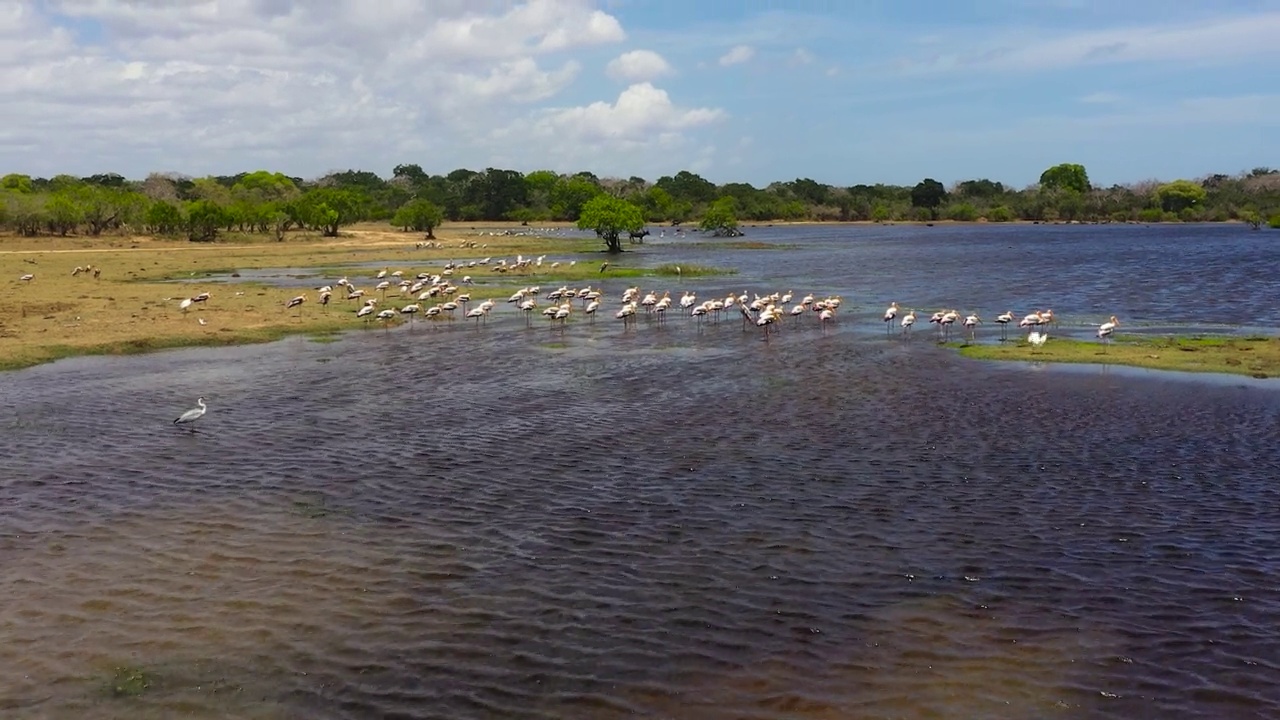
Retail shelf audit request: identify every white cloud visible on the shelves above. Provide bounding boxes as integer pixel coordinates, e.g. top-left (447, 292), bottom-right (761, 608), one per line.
top-left (605, 49), bottom-right (674, 83)
top-left (718, 45), bottom-right (755, 67)
top-left (884, 12), bottom-right (1280, 75)
top-left (0, 0), bottom-right (733, 179)
top-left (789, 47), bottom-right (815, 66)
top-left (492, 82), bottom-right (725, 175)
top-left (532, 82), bottom-right (725, 141)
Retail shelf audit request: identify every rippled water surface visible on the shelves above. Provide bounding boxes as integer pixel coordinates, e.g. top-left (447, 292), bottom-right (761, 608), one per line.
top-left (3, 224), bottom-right (1280, 719)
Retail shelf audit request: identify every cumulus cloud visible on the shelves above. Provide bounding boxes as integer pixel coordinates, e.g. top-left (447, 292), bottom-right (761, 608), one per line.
top-left (718, 45), bottom-right (755, 67)
top-left (488, 82), bottom-right (725, 175)
top-left (0, 0), bottom-right (724, 179)
top-left (605, 49), bottom-right (674, 83)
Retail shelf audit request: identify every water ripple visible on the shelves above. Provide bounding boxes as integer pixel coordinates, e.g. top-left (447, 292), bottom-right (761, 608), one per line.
top-left (2, 225), bottom-right (1280, 719)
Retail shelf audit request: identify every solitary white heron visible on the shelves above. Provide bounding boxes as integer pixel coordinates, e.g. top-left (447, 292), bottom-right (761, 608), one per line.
top-left (174, 397), bottom-right (207, 432)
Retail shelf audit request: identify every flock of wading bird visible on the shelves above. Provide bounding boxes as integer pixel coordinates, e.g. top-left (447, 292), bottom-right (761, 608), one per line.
top-left (263, 255), bottom-right (841, 341)
top-left (166, 252), bottom-right (1119, 346)
top-left (881, 302), bottom-right (1121, 348)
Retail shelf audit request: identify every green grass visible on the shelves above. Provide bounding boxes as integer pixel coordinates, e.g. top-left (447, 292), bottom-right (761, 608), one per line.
top-left (952, 334), bottom-right (1280, 378)
top-left (0, 320), bottom-right (355, 373)
top-left (652, 263), bottom-right (736, 277)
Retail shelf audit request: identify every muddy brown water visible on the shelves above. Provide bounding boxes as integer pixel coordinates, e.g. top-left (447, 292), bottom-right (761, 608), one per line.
top-left (3, 225), bottom-right (1280, 719)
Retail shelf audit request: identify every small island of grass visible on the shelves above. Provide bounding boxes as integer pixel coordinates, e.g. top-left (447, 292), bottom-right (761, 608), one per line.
top-left (952, 334), bottom-right (1280, 379)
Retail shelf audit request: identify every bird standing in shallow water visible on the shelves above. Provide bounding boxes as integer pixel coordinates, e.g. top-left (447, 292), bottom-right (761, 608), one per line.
top-left (174, 397), bottom-right (207, 433)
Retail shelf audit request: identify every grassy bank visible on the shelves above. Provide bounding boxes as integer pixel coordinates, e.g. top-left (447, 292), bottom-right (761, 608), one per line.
top-left (0, 224), bottom-right (738, 372)
top-left (952, 334), bottom-right (1280, 379)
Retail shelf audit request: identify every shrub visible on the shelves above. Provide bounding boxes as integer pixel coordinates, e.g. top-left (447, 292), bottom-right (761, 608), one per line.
top-left (986, 205), bottom-right (1014, 222)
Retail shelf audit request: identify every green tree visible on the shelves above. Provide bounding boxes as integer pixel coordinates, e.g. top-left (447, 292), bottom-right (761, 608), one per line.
top-left (45, 192), bottom-right (83, 235)
top-left (391, 198), bottom-right (445, 236)
top-left (987, 205), bottom-right (1014, 222)
top-left (956, 179), bottom-right (1006, 198)
top-left (549, 175), bottom-right (602, 220)
top-left (1155, 180), bottom-right (1208, 213)
top-left (392, 163), bottom-right (428, 184)
top-left (944, 203), bottom-right (979, 221)
top-left (1039, 163), bottom-right (1091, 194)
top-left (638, 186), bottom-right (675, 222)
top-left (700, 197), bottom-right (740, 236)
top-left (910, 178), bottom-right (947, 219)
top-left (655, 170), bottom-right (717, 205)
top-left (185, 199), bottom-right (229, 241)
top-left (144, 200), bottom-right (184, 234)
top-left (577, 194), bottom-right (644, 253)
top-left (296, 187), bottom-right (366, 236)
top-left (1, 173), bottom-right (34, 193)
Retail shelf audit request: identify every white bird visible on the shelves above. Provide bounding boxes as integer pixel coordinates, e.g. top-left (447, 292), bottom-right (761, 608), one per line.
top-left (883, 302), bottom-right (899, 334)
top-left (174, 396), bottom-right (207, 432)
top-left (1028, 331), bottom-right (1048, 347)
top-left (19, 273), bottom-right (34, 282)
top-left (995, 310), bottom-right (1014, 340)
top-left (900, 310), bottom-right (917, 336)
top-left (1097, 315), bottom-right (1119, 350)
top-left (179, 297), bottom-right (194, 313)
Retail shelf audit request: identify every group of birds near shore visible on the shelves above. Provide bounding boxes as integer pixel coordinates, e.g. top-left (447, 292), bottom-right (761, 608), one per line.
top-left (259, 257), bottom-right (849, 339)
top-left (879, 302), bottom-right (1120, 347)
top-left (165, 256), bottom-right (1123, 432)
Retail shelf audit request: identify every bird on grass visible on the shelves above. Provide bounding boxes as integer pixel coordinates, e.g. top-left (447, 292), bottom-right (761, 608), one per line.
top-left (600, 261), bottom-right (610, 274)
top-left (1098, 315), bottom-right (1119, 351)
top-left (174, 397), bottom-right (207, 433)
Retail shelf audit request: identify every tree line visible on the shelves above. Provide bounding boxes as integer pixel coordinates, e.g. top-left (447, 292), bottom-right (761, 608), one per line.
top-left (1, 163), bottom-right (1277, 247)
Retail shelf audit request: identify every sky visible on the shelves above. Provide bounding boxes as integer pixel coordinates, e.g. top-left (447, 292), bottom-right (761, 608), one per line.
top-left (1, 0), bottom-right (1277, 188)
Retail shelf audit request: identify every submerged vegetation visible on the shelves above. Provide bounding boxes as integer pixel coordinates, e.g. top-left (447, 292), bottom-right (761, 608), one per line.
top-left (953, 334), bottom-right (1280, 379)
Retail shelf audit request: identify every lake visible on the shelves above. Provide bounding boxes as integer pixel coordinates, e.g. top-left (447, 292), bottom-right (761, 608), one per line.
top-left (2, 222), bottom-right (1278, 719)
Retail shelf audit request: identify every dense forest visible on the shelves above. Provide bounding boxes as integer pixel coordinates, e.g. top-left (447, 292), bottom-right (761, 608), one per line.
top-left (1, 162), bottom-right (1277, 245)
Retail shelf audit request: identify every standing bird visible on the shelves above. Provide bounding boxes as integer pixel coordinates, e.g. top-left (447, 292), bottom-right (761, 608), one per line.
top-left (174, 397), bottom-right (207, 433)
top-left (285, 294), bottom-right (306, 316)
top-left (1097, 315), bottom-right (1119, 350)
top-left (179, 297), bottom-right (194, 314)
top-left (882, 302), bottom-right (899, 335)
top-left (995, 310), bottom-right (1014, 341)
top-left (900, 309), bottom-right (917, 337)
top-left (600, 261), bottom-right (610, 274)
top-left (962, 313), bottom-right (981, 342)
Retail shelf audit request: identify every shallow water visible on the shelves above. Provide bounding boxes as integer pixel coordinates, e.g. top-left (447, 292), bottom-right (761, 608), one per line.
top-left (3, 224), bottom-right (1280, 719)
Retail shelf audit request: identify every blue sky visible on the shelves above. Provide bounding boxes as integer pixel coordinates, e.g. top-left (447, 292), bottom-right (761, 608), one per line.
top-left (1, 0), bottom-right (1277, 188)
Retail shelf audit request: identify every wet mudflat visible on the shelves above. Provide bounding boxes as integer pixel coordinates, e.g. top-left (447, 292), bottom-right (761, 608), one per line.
top-left (2, 223), bottom-right (1278, 719)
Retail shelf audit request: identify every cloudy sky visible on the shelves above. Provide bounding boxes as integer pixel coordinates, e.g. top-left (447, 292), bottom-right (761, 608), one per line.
top-left (2, 0), bottom-right (1277, 187)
